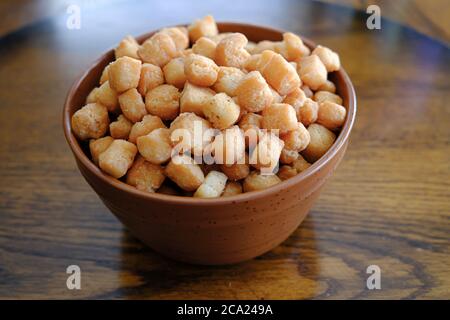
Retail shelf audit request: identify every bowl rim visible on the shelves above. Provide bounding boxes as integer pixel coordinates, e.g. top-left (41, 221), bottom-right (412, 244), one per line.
top-left (63, 22), bottom-right (356, 206)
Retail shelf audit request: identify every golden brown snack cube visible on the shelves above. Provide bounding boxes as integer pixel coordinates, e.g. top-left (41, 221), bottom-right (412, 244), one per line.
top-left (220, 152), bottom-right (249, 180)
top-left (138, 63), bottom-right (165, 96)
top-left (235, 71), bottom-right (273, 113)
top-left (205, 32), bottom-right (233, 44)
top-left (163, 57), bottom-right (187, 89)
top-left (204, 92), bottom-right (240, 130)
top-left (145, 84), bottom-right (180, 120)
top-left (238, 112), bottom-right (263, 148)
top-left (192, 36), bottom-right (217, 59)
top-left (279, 148), bottom-right (299, 164)
top-left (317, 101), bottom-right (346, 130)
top-left (194, 171), bottom-right (228, 198)
top-left (222, 181), bottom-right (243, 196)
top-left (137, 128), bottom-right (172, 164)
top-left (180, 82), bottom-right (215, 117)
top-left (184, 54), bottom-right (219, 87)
top-left (317, 80), bottom-right (336, 93)
top-left (169, 112), bottom-right (213, 156)
top-left (243, 171), bottom-right (282, 192)
top-left (297, 55), bottom-right (327, 90)
top-left (126, 155), bottom-right (166, 192)
top-left (165, 155), bottom-right (205, 191)
top-left (138, 32), bottom-right (177, 67)
top-left (302, 123), bottom-right (336, 162)
top-left (237, 103), bottom-right (247, 121)
top-left (244, 54), bottom-right (261, 71)
top-left (200, 163), bottom-right (222, 176)
top-left (188, 15), bottom-right (219, 43)
top-left (292, 155), bottom-right (311, 173)
top-left (99, 139), bottom-right (137, 178)
top-left (314, 91), bottom-right (343, 105)
top-left (118, 88), bottom-right (147, 123)
top-left (249, 132), bottom-right (284, 173)
top-left (126, 155), bottom-right (165, 193)
top-left (212, 125), bottom-right (246, 165)
top-left (160, 27), bottom-right (189, 51)
top-left (180, 48), bottom-right (193, 57)
top-left (280, 122), bottom-right (310, 152)
top-left (89, 136), bottom-right (114, 165)
top-left (254, 49), bottom-right (275, 70)
top-left (213, 66), bottom-right (245, 97)
top-left (100, 64), bottom-right (110, 85)
top-left (268, 56), bottom-right (302, 94)
top-left (301, 85), bottom-right (313, 98)
top-left (260, 51), bottom-right (301, 96)
top-left (283, 87), bottom-right (307, 111)
top-left (108, 56), bottom-right (142, 93)
top-left (238, 112), bottom-right (263, 132)
top-left (277, 165), bottom-right (297, 180)
top-left (115, 35), bottom-right (140, 60)
top-left (110, 114), bottom-right (132, 140)
top-left (96, 81), bottom-right (119, 113)
top-left (245, 41), bottom-right (256, 53)
top-left (290, 61), bottom-right (298, 70)
top-left (270, 87), bottom-right (283, 103)
top-left (177, 26), bottom-right (189, 38)
top-left (297, 98), bottom-right (318, 127)
top-left (261, 103), bottom-right (298, 134)
top-left (275, 32), bottom-right (310, 61)
top-left (86, 87), bottom-right (99, 104)
top-left (71, 103), bottom-right (109, 140)
top-left (128, 114), bottom-right (166, 144)
top-left (215, 33), bottom-right (251, 69)
top-left (250, 40), bottom-right (276, 54)
top-left (312, 45), bottom-right (340, 72)
top-left (220, 162), bottom-right (250, 181)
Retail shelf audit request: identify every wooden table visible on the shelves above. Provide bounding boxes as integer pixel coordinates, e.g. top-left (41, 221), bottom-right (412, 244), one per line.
top-left (0, 0), bottom-right (449, 299)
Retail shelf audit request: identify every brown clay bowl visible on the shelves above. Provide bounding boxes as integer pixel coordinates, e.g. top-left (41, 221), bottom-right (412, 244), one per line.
top-left (63, 23), bottom-right (356, 265)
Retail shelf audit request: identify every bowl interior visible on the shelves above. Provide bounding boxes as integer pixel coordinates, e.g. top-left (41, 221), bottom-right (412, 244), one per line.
top-left (63, 22), bottom-right (356, 204)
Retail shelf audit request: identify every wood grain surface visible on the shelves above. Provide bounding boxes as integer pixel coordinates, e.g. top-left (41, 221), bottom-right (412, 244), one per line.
top-left (0, 0), bottom-right (449, 299)
top-left (322, 0), bottom-right (450, 44)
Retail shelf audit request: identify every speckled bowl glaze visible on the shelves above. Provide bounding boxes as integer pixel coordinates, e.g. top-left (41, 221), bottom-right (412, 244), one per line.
top-left (63, 23), bottom-right (356, 265)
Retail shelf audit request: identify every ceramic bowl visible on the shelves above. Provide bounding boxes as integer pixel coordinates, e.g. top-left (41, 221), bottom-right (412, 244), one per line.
top-left (63, 22), bottom-right (356, 265)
